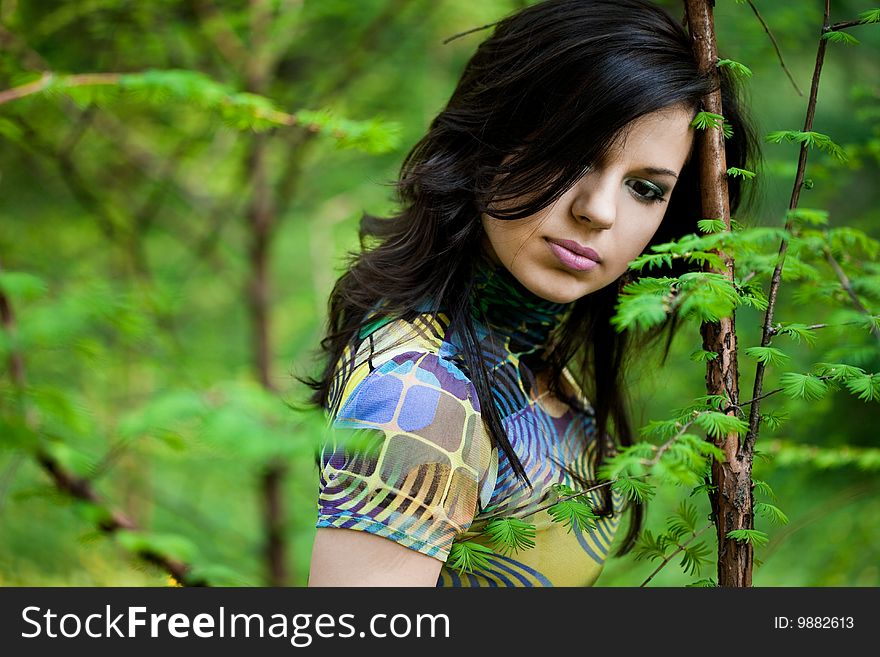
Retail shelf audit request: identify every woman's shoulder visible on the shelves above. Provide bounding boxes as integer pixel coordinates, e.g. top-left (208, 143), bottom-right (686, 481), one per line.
top-left (329, 311), bottom-right (480, 420)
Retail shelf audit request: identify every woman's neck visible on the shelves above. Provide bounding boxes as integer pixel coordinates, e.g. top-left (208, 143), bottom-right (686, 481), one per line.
top-left (468, 251), bottom-right (572, 357)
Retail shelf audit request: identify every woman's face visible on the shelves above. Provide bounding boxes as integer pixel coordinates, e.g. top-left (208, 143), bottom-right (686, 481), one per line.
top-left (481, 104), bottom-right (696, 303)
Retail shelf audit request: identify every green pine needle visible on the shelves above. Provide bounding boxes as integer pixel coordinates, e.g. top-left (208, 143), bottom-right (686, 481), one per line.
top-left (759, 411), bottom-right (788, 431)
top-left (765, 130), bottom-right (848, 162)
top-left (775, 323), bottom-right (819, 346)
top-left (691, 111), bottom-right (734, 138)
top-left (629, 252), bottom-right (674, 272)
top-left (726, 167), bottom-right (757, 180)
top-left (779, 372), bottom-right (829, 401)
top-left (844, 373), bottom-right (880, 402)
top-left (667, 501), bottom-right (700, 537)
top-left (633, 529), bottom-right (669, 562)
top-left (693, 411), bottom-right (748, 439)
top-left (859, 9), bottom-right (880, 23)
top-left (483, 517), bottom-right (537, 555)
top-left (787, 208), bottom-right (829, 225)
top-left (686, 577), bottom-right (718, 587)
top-left (547, 498), bottom-right (599, 533)
top-left (446, 540), bottom-right (494, 575)
top-left (726, 528), bottom-right (769, 547)
top-left (822, 30), bottom-right (860, 46)
top-left (716, 59), bottom-right (753, 79)
top-left (755, 502), bottom-right (790, 526)
top-left (611, 287), bottom-right (671, 332)
top-left (812, 362), bottom-right (867, 381)
top-left (690, 349), bottom-right (719, 363)
top-left (752, 479), bottom-right (777, 501)
top-left (680, 542), bottom-right (711, 576)
top-left (697, 218), bottom-right (728, 234)
top-left (744, 346), bottom-right (791, 367)
top-left (611, 476), bottom-right (656, 502)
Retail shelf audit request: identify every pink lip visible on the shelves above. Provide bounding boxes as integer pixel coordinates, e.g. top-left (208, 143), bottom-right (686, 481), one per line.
top-left (546, 238), bottom-right (601, 272)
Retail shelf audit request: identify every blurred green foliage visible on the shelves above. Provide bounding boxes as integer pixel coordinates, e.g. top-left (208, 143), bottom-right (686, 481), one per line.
top-left (0, 0), bottom-right (878, 586)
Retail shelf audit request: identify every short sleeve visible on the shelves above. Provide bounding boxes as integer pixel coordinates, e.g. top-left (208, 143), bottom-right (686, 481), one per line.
top-left (316, 350), bottom-right (492, 561)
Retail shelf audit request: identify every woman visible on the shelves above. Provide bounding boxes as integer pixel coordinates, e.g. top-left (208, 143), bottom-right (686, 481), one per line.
top-left (304, 0), bottom-right (758, 586)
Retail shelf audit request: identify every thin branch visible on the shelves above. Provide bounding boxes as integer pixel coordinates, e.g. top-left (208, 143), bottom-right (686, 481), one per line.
top-left (828, 18), bottom-right (874, 32)
top-left (639, 521), bottom-right (714, 587)
top-left (520, 475), bottom-right (651, 521)
top-left (767, 321), bottom-right (830, 336)
top-left (743, 0), bottom-right (833, 462)
top-left (745, 0), bottom-right (803, 96)
top-left (645, 417), bottom-right (700, 468)
top-left (724, 387), bottom-right (784, 413)
top-left (0, 260), bottom-right (206, 586)
top-left (822, 245), bottom-right (880, 343)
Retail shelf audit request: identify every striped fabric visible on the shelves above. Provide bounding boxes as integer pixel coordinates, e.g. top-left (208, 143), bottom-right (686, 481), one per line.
top-left (316, 255), bottom-right (623, 586)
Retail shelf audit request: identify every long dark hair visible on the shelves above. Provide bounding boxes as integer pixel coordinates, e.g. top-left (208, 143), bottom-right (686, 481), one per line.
top-left (302, 0), bottom-right (760, 558)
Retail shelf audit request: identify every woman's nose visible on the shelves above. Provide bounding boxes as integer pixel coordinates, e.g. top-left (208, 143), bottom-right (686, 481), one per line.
top-left (569, 173), bottom-right (616, 230)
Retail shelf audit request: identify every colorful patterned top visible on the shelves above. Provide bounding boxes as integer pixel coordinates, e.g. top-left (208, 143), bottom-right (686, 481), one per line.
top-left (315, 255), bottom-right (623, 586)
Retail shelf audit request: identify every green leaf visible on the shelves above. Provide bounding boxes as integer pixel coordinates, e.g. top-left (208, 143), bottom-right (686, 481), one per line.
top-left (765, 130), bottom-right (848, 162)
top-left (752, 479), bottom-right (777, 501)
top-left (41, 441), bottom-right (94, 478)
top-left (686, 577), bottom-right (718, 587)
top-left (633, 529), bottom-right (669, 562)
top-left (716, 59), bottom-right (753, 79)
top-left (775, 323), bottom-right (819, 346)
top-left (629, 252), bottom-right (674, 272)
top-left (547, 498), bottom-right (599, 533)
top-left (859, 9), bottom-right (880, 23)
top-left (726, 528), bottom-right (769, 547)
top-left (0, 271), bottom-right (48, 301)
top-left (787, 208), bottom-right (829, 226)
top-left (640, 418), bottom-right (685, 440)
top-left (680, 541), bottom-right (711, 576)
top-left (611, 286), bottom-right (671, 332)
top-left (690, 349), bottom-right (719, 363)
top-left (677, 432), bottom-right (726, 463)
top-left (759, 411), bottom-right (788, 431)
top-left (755, 502), bottom-right (789, 526)
top-left (693, 411), bottom-right (748, 439)
top-left (667, 501), bottom-right (701, 537)
top-left (115, 530), bottom-right (198, 562)
top-left (691, 111), bottom-right (733, 137)
top-left (697, 218), bottom-right (728, 234)
top-left (822, 30), bottom-right (860, 46)
top-left (726, 167), bottom-right (756, 180)
top-left (812, 362), bottom-right (867, 381)
top-left (483, 517), bottom-right (537, 555)
top-left (843, 373), bottom-right (880, 402)
top-left (779, 372), bottom-right (829, 401)
top-left (446, 540), bottom-right (494, 574)
top-left (675, 272), bottom-right (741, 322)
top-left (611, 476), bottom-right (655, 502)
top-left (743, 346), bottom-right (791, 367)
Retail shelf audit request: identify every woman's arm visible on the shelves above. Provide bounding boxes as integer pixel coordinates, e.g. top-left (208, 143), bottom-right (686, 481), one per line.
top-left (308, 527), bottom-right (443, 587)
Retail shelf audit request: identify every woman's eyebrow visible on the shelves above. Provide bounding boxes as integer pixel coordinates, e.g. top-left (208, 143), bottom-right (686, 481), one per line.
top-left (640, 166), bottom-right (679, 179)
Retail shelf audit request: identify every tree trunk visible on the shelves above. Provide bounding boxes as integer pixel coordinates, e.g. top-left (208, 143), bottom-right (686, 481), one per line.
top-left (684, 0), bottom-right (754, 587)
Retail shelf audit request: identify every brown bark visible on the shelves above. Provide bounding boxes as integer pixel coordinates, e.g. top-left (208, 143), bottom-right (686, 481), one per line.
top-left (684, 0), bottom-right (753, 587)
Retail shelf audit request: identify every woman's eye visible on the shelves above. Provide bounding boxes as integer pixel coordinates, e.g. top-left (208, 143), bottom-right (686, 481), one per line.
top-left (627, 179), bottom-right (666, 203)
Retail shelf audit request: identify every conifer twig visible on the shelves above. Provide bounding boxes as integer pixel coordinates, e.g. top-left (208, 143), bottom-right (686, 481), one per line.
top-left (821, 246), bottom-right (880, 343)
top-left (0, 260), bottom-right (206, 586)
top-left (639, 521), bottom-right (713, 587)
top-left (744, 0), bottom-right (833, 460)
top-left (745, 0), bottom-right (803, 96)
